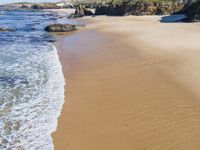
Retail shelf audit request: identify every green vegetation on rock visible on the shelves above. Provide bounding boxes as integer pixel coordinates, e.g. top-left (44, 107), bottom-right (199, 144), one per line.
top-left (95, 0), bottom-right (187, 16)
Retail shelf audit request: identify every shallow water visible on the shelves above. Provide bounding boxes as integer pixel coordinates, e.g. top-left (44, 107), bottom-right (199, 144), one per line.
top-left (0, 10), bottom-right (65, 150)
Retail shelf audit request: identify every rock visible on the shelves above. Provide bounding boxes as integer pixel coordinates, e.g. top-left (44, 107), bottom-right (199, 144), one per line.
top-left (1, 139), bottom-right (8, 144)
top-left (48, 39), bottom-right (56, 43)
top-left (95, 1), bottom-right (186, 16)
top-left (0, 27), bottom-right (14, 32)
top-left (95, 5), bottom-right (108, 15)
top-left (68, 4), bottom-right (94, 19)
top-left (44, 24), bottom-right (78, 32)
top-left (180, 1), bottom-right (200, 22)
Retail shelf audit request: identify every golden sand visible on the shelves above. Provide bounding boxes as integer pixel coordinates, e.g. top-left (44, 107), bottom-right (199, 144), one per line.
top-left (52, 16), bottom-right (200, 150)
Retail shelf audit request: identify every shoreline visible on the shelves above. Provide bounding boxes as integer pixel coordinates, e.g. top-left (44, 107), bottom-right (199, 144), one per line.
top-left (53, 15), bottom-right (200, 150)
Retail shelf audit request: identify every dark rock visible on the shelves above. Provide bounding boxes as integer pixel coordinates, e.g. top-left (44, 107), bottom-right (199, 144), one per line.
top-left (95, 5), bottom-right (109, 15)
top-left (0, 27), bottom-right (14, 32)
top-left (95, 1), bottom-right (186, 16)
top-left (68, 4), bottom-right (94, 19)
top-left (179, 1), bottom-right (200, 22)
top-left (48, 39), bottom-right (56, 43)
top-left (44, 24), bottom-right (78, 32)
top-left (68, 13), bottom-right (75, 19)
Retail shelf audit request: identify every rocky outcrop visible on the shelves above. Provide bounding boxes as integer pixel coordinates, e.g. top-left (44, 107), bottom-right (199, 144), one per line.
top-left (68, 4), bottom-right (94, 18)
top-left (1, 2), bottom-right (34, 10)
top-left (0, 27), bottom-right (14, 32)
top-left (44, 24), bottom-right (78, 32)
top-left (0, 2), bottom-right (65, 10)
top-left (32, 3), bottom-right (60, 9)
top-left (69, 0), bottom-right (103, 8)
top-left (180, 0), bottom-right (200, 22)
top-left (95, 1), bottom-right (186, 16)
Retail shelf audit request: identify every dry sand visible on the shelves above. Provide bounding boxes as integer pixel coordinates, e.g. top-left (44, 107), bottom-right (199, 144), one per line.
top-left (52, 15), bottom-right (200, 150)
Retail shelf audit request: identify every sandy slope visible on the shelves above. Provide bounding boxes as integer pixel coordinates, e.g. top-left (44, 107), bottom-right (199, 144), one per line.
top-left (52, 15), bottom-right (200, 150)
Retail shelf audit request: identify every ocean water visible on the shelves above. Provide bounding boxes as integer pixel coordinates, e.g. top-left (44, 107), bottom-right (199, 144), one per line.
top-left (0, 10), bottom-right (65, 149)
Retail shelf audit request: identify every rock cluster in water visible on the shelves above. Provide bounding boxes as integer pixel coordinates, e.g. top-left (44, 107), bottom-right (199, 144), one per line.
top-left (44, 24), bottom-right (78, 32)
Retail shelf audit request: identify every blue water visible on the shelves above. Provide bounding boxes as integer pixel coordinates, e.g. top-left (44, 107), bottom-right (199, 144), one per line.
top-left (0, 10), bottom-right (65, 150)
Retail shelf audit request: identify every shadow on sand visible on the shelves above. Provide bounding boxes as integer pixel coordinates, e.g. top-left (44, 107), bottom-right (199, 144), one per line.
top-left (160, 14), bottom-right (186, 23)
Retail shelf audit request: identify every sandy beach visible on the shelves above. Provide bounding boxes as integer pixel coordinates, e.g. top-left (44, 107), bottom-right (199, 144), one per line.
top-left (52, 15), bottom-right (200, 150)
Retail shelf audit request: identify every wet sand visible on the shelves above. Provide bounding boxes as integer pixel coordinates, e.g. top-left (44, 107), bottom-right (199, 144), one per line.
top-left (52, 16), bottom-right (200, 150)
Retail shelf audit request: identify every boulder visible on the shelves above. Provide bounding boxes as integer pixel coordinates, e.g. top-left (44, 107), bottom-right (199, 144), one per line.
top-left (68, 4), bottom-right (94, 19)
top-left (44, 24), bottom-right (78, 32)
top-left (0, 27), bottom-right (14, 32)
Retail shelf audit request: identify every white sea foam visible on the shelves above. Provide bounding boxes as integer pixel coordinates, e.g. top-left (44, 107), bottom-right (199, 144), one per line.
top-left (0, 9), bottom-right (66, 150)
top-left (0, 43), bottom-right (65, 150)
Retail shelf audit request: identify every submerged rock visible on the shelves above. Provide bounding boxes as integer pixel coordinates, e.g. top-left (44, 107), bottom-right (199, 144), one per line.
top-left (0, 76), bottom-right (28, 86)
top-left (44, 24), bottom-right (78, 32)
top-left (0, 27), bottom-right (14, 32)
